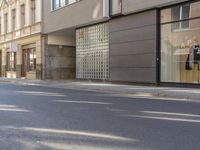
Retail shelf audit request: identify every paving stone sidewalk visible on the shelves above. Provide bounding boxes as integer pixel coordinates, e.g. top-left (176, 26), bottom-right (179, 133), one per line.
top-left (0, 77), bottom-right (200, 101)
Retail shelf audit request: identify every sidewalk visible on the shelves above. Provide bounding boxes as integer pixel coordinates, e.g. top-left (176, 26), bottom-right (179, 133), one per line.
top-left (0, 77), bottom-right (200, 101)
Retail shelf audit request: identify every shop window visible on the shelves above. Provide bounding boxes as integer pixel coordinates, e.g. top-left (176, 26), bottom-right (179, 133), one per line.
top-left (7, 52), bottom-right (16, 71)
top-left (27, 48), bottom-right (36, 71)
top-left (160, 1), bottom-right (200, 84)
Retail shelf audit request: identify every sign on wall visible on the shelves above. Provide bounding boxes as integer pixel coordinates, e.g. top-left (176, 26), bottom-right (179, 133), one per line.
top-left (10, 43), bottom-right (18, 52)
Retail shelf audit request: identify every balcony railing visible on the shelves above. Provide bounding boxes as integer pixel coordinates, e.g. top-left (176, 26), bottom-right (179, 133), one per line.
top-left (0, 22), bottom-right (41, 43)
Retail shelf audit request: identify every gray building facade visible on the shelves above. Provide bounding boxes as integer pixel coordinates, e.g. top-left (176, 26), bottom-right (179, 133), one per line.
top-left (43, 0), bottom-right (200, 85)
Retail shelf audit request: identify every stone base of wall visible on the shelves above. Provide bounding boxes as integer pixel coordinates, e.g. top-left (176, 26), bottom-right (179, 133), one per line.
top-left (36, 64), bottom-right (42, 80)
top-left (45, 45), bottom-right (76, 80)
top-left (1, 65), bottom-right (6, 77)
top-left (16, 65), bottom-right (22, 78)
top-left (6, 71), bottom-right (16, 78)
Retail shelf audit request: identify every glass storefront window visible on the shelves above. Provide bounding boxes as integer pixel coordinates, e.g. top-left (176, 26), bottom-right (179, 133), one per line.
top-left (76, 23), bottom-right (109, 80)
top-left (27, 48), bottom-right (36, 71)
top-left (160, 1), bottom-right (200, 84)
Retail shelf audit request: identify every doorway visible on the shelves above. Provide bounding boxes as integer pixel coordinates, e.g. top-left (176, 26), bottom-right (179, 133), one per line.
top-left (21, 47), bottom-right (36, 78)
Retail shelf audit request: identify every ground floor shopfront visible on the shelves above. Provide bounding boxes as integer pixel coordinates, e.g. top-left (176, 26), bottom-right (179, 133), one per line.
top-left (0, 35), bottom-right (42, 80)
top-left (2, 0), bottom-right (199, 86)
top-left (160, 0), bottom-right (200, 85)
top-left (74, 0), bottom-right (200, 86)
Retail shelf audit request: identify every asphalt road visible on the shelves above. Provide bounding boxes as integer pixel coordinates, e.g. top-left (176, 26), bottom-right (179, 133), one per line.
top-left (0, 83), bottom-right (200, 150)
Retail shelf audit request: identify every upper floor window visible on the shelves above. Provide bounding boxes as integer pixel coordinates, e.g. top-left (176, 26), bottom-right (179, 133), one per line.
top-left (31, 0), bottom-right (36, 24)
top-left (4, 13), bottom-right (8, 34)
top-left (110, 0), bottom-right (122, 16)
top-left (52, 0), bottom-right (80, 10)
top-left (21, 4), bottom-right (25, 27)
top-left (12, 9), bottom-right (16, 31)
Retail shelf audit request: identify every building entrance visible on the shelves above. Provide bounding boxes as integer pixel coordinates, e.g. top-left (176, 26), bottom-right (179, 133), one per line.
top-left (22, 46), bottom-right (36, 78)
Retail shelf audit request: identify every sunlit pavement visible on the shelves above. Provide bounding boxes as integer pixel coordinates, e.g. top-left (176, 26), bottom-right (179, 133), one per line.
top-left (0, 83), bottom-right (200, 150)
top-left (1, 78), bottom-right (200, 100)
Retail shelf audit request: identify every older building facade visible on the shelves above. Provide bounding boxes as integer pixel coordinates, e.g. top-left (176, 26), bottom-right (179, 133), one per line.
top-left (43, 0), bottom-right (200, 86)
top-left (0, 0), bottom-right (42, 79)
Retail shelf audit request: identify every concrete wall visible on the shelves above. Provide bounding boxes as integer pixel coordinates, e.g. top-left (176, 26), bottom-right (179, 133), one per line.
top-left (122, 0), bottom-right (189, 14)
top-left (109, 10), bottom-right (157, 83)
top-left (45, 45), bottom-right (76, 80)
top-left (43, 0), bottom-right (108, 34)
top-left (48, 35), bottom-right (75, 46)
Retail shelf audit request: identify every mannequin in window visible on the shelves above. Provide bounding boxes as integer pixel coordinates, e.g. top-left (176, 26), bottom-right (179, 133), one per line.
top-left (186, 40), bottom-right (200, 70)
top-left (193, 41), bottom-right (200, 64)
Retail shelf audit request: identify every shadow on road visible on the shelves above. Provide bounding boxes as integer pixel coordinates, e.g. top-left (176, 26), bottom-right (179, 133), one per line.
top-left (0, 83), bottom-right (200, 150)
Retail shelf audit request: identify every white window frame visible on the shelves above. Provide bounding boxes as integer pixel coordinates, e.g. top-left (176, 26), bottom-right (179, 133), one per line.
top-left (51, 0), bottom-right (81, 11)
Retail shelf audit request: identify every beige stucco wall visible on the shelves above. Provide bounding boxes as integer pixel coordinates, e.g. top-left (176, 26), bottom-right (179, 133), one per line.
top-left (0, 34), bottom-right (42, 79)
top-left (0, 0), bottom-right (42, 34)
top-left (42, 0), bottom-right (109, 34)
top-left (122, 0), bottom-right (189, 14)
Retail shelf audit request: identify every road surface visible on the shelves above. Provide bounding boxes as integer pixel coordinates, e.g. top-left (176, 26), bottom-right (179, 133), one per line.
top-left (0, 83), bottom-right (199, 150)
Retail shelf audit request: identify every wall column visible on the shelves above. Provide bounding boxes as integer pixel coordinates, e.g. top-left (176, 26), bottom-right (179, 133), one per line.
top-left (36, 39), bottom-right (42, 79)
top-left (8, 4), bottom-right (12, 32)
top-left (2, 48), bottom-right (7, 77)
top-left (35, 0), bottom-right (42, 23)
top-left (16, 45), bottom-right (22, 78)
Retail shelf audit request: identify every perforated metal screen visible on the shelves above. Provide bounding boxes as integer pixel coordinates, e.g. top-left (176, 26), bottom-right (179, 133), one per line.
top-left (76, 23), bottom-right (109, 80)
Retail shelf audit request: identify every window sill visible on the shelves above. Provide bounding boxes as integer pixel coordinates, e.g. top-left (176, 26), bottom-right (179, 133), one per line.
top-left (172, 28), bottom-right (189, 32)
